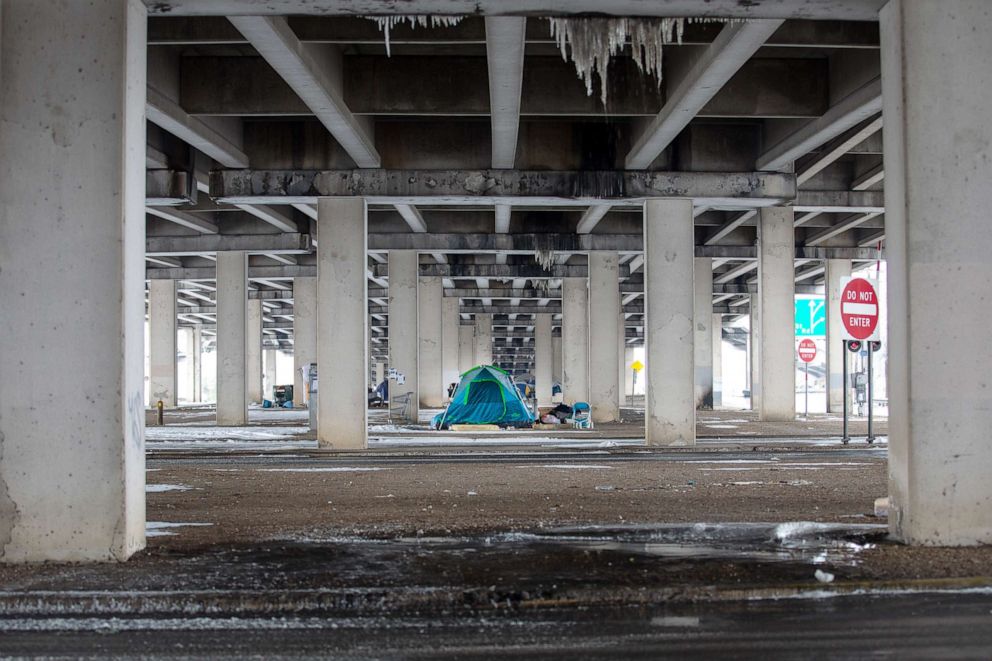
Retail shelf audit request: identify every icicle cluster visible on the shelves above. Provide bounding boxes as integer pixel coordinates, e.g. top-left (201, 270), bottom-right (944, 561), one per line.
top-left (535, 249), bottom-right (557, 272)
top-left (366, 15), bottom-right (464, 57)
top-left (549, 17), bottom-right (738, 106)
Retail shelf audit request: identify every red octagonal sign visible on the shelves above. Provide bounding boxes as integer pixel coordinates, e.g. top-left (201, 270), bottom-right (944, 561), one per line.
top-left (798, 339), bottom-right (817, 363)
top-left (840, 277), bottom-right (879, 341)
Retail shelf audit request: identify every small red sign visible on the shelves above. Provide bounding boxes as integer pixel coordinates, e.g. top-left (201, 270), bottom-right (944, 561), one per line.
top-left (840, 277), bottom-right (880, 341)
top-left (798, 338), bottom-right (817, 363)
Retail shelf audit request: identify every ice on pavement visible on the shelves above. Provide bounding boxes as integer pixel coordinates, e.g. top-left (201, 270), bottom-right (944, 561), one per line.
top-left (146, 427), bottom-right (309, 441)
top-left (515, 464), bottom-right (615, 470)
top-left (145, 521), bottom-right (212, 537)
top-left (146, 426), bottom-right (312, 451)
top-left (258, 467), bottom-right (395, 473)
top-left (146, 484), bottom-right (192, 493)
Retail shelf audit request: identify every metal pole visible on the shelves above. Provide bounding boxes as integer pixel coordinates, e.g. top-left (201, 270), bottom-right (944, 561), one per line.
top-left (866, 343), bottom-right (875, 444)
top-left (842, 341), bottom-right (850, 444)
top-left (804, 361), bottom-right (809, 419)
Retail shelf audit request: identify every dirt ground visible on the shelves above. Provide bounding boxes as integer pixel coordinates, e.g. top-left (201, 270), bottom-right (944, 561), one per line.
top-left (144, 456), bottom-right (887, 547)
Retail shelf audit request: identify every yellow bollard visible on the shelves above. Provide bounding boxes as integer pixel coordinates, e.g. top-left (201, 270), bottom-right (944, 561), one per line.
top-left (156, 400), bottom-right (164, 426)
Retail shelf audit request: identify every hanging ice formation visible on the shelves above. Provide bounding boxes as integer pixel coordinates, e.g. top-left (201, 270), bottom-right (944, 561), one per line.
top-left (366, 15), bottom-right (464, 57)
top-left (535, 249), bottom-right (557, 272)
top-left (548, 17), bottom-right (735, 106)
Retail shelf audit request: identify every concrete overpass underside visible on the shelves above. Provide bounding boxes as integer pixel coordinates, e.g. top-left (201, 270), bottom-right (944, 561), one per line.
top-left (1, 1), bottom-right (992, 654)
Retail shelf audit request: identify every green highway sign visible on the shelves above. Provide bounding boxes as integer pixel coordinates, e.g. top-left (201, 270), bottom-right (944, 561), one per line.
top-left (795, 297), bottom-right (826, 337)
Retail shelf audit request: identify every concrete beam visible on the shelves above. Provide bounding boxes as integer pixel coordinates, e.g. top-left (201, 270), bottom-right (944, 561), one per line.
top-left (228, 16), bottom-right (379, 168)
top-left (147, 256), bottom-right (182, 268)
top-left (145, 207), bottom-right (219, 234)
top-left (248, 289), bottom-right (295, 300)
top-left (149, 265), bottom-right (317, 279)
top-left (757, 77), bottom-right (882, 171)
top-left (714, 260), bottom-right (759, 284)
top-left (233, 204), bottom-right (299, 232)
top-left (211, 169), bottom-right (796, 205)
top-left (794, 189), bottom-right (885, 213)
top-left (857, 229), bottom-right (885, 247)
top-left (805, 212), bottom-right (881, 246)
top-left (144, 1), bottom-right (887, 21)
top-left (625, 19), bottom-right (784, 169)
top-left (146, 247), bottom-right (881, 279)
top-left (145, 233), bottom-right (311, 255)
top-left (376, 263), bottom-right (627, 279)
top-left (151, 16), bottom-right (880, 48)
top-left (851, 162), bottom-right (885, 190)
top-left (485, 17), bottom-right (526, 168)
top-left (575, 205), bottom-right (612, 234)
top-left (704, 210), bottom-right (756, 245)
top-left (146, 88), bottom-right (248, 168)
top-left (266, 253), bottom-right (299, 265)
top-left (146, 170), bottom-right (195, 206)
top-left (178, 305), bottom-right (294, 316)
top-left (796, 115), bottom-right (883, 185)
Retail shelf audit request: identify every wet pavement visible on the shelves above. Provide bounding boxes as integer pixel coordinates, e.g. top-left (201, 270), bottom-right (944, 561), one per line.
top-left (3, 592), bottom-right (992, 658)
top-left (1, 523), bottom-right (991, 657)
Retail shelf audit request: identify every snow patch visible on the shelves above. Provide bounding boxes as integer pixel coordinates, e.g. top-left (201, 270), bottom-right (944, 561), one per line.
top-left (145, 484), bottom-right (192, 493)
top-left (145, 521), bottom-right (212, 537)
top-left (258, 467), bottom-right (395, 473)
top-left (515, 464), bottom-right (615, 470)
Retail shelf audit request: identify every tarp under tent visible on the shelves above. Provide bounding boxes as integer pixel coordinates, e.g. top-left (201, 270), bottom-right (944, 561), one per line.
top-left (433, 365), bottom-right (534, 429)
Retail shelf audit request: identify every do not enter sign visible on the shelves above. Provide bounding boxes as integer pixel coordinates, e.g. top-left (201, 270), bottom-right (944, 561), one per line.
top-left (798, 339), bottom-right (817, 363)
top-left (840, 277), bottom-right (880, 341)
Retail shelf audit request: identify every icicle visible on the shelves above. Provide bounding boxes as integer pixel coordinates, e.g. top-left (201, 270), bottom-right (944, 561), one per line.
top-left (366, 15), bottom-right (464, 57)
top-left (535, 249), bottom-right (556, 272)
top-left (548, 17), bottom-right (738, 106)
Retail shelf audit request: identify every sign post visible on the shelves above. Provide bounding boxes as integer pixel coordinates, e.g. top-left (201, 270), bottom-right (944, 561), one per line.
top-left (839, 277), bottom-right (880, 444)
top-left (797, 339), bottom-right (817, 418)
top-left (630, 360), bottom-right (644, 401)
top-left (867, 340), bottom-right (881, 444)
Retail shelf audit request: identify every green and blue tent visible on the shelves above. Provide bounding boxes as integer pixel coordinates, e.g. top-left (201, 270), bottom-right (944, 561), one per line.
top-left (432, 365), bottom-right (534, 429)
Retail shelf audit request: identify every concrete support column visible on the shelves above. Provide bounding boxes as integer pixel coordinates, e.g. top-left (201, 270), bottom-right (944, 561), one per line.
top-left (562, 277), bottom-right (590, 405)
top-left (192, 326), bottom-right (203, 403)
top-left (757, 207), bottom-right (796, 421)
top-left (263, 349), bottom-right (277, 401)
top-left (535, 314), bottom-right (553, 407)
top-left (623, 346), bottom-right (635, 402)
top-left (418, 276), bottom-right (444, 407)
top-left (458, 324), bottom-right (475, 373)
top-left (0, 0), bottom-right (148, 561)
top-left (388, 251), bottom-right (419, 423)
top-left (217, 251), bottom-right (248, 425)
top-left (375, 362), bottom-right (385, 388)
top-left (881, 0), bottom-right (992, 544)
top-left (474, 313), bottom-right (492, 366)
top-left (694, 259), bottom-right (714, 409)
top-left (618, 307), bottom-right (627, 408)
top-left (552, 335), bottom-right (563, 388)
top-left (749, 295), bottom-right (761, 411)
top-left (441, 297), bottom-right (460, 398)
top-left (588, 253), bottom-right (620, 422)
top-left (825, 259), bottom-right (853, 412)
top-left (148, 279), bottom-right (177, 407)
top-left (644, 199), bottom-right (695, 446)
top-left (246, 298), bottom-right (263, 404)
top-left (712, 314), bottom-right (723, 408)
top-left (293, 277), bottom-right (317, 408)
top-left (317, 198), bottom-right (368, 448)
